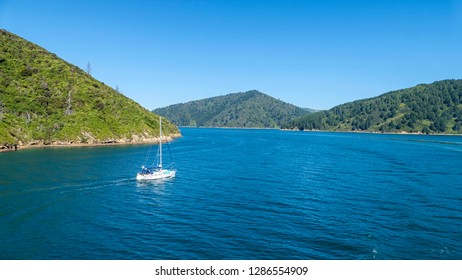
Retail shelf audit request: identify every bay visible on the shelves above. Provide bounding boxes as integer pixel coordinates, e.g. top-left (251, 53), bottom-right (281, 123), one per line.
top-left (1, 128), bottom-right (461, 259)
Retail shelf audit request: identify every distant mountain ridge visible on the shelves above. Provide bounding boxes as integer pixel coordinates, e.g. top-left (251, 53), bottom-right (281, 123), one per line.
top-left (154, 90), bottom-right (311, 128)
top-left (282, 79), bottom-right (462, 134)
top-left (0, 29), bottom-right (179, 149)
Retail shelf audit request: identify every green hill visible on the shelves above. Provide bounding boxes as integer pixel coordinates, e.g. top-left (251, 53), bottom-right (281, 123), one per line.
top-left (282, 79), bottom-right (462, 134)
top-left (153, 90), bottom-right (310, 128)
top-left (0, 29), bottom-right (179, 148)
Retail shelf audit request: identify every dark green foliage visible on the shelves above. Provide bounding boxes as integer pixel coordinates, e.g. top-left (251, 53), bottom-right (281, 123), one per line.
top-left (282, 80), bottom-right (462, 134)
top-left (0, 29), bottom-right (179, 145)
top-left (154, 90), bottom-right (310, 128)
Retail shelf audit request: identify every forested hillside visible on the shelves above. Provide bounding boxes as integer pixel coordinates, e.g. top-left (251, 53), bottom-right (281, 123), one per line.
top-left (154, 90), bottom-right (310, 128)
top-left (283, 80), bottom-right (462, 134)
top-left (0, 29), bottom-right (179, 148)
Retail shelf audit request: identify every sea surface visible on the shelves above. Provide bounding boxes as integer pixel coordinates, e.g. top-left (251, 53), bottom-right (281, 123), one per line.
top-left (1, 128), bottom-right (461, 259)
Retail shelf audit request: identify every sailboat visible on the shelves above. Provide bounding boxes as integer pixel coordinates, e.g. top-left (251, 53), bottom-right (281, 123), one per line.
top-left (136, 117), bottom-right (176, 180)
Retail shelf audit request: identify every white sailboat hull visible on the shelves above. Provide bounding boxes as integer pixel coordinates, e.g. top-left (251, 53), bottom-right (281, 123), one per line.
top-left (136, 169), bottom-right (176, 180)
top-left (137, 117), bottom-right (176, 181)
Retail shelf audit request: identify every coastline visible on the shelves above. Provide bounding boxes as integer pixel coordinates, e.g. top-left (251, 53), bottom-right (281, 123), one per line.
top-left (179, 126), bottom-right (279, 130)
top-left (184, 126), bottom-right (462, 136)
top-left (281, 128), bottom-right (462, 136)
top-left (0, 133), bottom-right (182, 153)
top-left (4, 127), bottom-right (461, 153)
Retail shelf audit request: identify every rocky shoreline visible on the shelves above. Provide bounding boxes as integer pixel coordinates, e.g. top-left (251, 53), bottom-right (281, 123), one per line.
top-left (0, 133), bottom-right (182, 152)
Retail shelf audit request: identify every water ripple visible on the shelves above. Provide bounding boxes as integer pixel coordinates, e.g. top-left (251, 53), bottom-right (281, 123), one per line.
top-left (1, 129), bottom-right (462, 259)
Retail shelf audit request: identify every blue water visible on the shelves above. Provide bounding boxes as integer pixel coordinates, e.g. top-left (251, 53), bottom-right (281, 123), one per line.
top-left (1, 128), bottom-right (462, 259)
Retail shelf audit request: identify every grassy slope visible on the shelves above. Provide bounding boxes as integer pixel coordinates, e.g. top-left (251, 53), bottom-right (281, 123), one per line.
top-left (0, 29), bottom-right (179, 145)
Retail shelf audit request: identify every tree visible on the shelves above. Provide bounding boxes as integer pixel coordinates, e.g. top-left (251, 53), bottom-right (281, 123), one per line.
top-left (86, 62), bottom-right (92, 75)
top-left (433, 119), bottom-right (447, 133)
top-left (65, 83), bottom-right (73, 115)
top-left (452, 122), bottom-right (461, 132)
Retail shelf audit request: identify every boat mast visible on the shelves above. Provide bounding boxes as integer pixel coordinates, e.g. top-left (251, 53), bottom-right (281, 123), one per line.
top-left (159, 116), bottom-right (162, 168)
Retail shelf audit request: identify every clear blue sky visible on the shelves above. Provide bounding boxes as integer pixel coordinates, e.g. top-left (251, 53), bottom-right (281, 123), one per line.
top-left (1, 0), bottom-right (462, 110)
